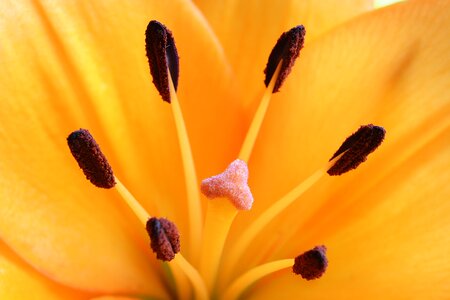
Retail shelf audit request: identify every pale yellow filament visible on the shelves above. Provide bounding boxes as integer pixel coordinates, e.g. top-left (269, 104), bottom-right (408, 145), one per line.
top-left (238, 61), bottom-right (282, 162)
top-left (199, 198), bottom-right (238, 293)
top-left (115, 177), bottom-right (151, 223)
top-left (168, 72), bottom-right (203, 257)
top-left (223, 259), bottom-right (294, 300)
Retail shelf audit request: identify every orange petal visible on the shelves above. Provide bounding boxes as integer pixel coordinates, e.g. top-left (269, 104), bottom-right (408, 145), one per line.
top-left (227, 0), bottom-right (450, 275)
top-left (0, 242), bottom-right (90, 299)
top-left (192, 0), bottom-right (374, 105)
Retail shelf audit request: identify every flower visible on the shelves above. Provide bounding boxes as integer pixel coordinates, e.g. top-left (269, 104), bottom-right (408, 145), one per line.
top-left (0, 0), bottom-right (449, 299)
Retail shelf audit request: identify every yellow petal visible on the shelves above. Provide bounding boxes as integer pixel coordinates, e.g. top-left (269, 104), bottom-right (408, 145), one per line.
top-left (227, 0), bottom-right (450, 275)
top-left (0, 0), bottom-right (238, 294)
top-left (192, 0), bottom-right (374, 105)
top-left (0, 242), bottom-right (89, 299)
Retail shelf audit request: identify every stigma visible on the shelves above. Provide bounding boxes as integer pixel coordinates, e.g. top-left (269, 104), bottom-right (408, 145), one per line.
top-left (201, 159), bottom-right (254, 210)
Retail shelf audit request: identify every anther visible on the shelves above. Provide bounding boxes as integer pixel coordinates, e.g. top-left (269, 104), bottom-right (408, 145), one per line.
top-left (146, 217), bottom-right (180, 262)
top-left (67, 129), bottom-right (115, 188)
top-left (145, 20), bottom-right (179, 103)
top-left (293, 245), bottom-right (328, 280)
top-left (264, 25), bottom-right (306, 93)
top-left (328, 124), bottom-right (386, 176)
top-left (201, 159), bottom-right (253, 210)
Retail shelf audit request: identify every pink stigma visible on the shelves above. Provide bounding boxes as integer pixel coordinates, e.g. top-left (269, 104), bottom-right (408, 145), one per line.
top-left (201, 159), bottom-right (254, 210)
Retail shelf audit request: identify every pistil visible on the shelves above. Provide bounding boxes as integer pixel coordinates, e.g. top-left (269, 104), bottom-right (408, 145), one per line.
top-left (199, 159), bottom-right (253, 293)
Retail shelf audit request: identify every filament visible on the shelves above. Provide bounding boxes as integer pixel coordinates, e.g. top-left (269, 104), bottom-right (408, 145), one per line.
top-left (238, 61), bottom-right (282, 162)
top-left (225, 168), bottom-right (325, 279)
top-left (168, 72), bottom-right (203, 257)
top-left (223, 259), bottom-right (293, 300)
top-left (115, 177), bottom-right (151, 224)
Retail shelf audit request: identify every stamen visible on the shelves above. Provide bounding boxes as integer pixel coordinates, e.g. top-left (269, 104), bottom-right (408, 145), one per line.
top-left (328, 124), bottom-right (386, 176)
top-left (199, 160), bottom-right (252, 292)
top-left (223, 259), bottom-right (293, 300)
top-left (224, 245), bottom-right (327, 299)
top-left (145, 20), bottom-right (179, 103)
top-left (146, 217), bottom-right (180, 262)
top-left (224, 168), bottom-right (325, 281)
top-left (144, 216), bottom-right (207, 299)
top-left (115, 183), bottom-right (191, 300)
top-left (239, 26), bottom-right (306, 162)
top-left (264, 25), bottom-right (306, 93)
top-left (293, 245), bottom-right (328, 280)
top-left (67, 129), bottom-right (115, 189)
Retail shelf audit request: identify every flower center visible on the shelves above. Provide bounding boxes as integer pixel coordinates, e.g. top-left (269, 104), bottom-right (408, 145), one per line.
top-left (66, 21), bottom-right (386, 300)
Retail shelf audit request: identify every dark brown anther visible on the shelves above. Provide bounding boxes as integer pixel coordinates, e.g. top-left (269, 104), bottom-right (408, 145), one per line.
top-left (145, 20), bottom-right (179, 103)
top-left (328, 124), bottom-right (386, 176)
top-left (67, 129), bottom-right (115, 189)
top-left (146, 217), bottom-right (180, 262)
top-left (264, 25), bottom-right (306, 93)
top-left (293, 245), bottom-right (328, 280)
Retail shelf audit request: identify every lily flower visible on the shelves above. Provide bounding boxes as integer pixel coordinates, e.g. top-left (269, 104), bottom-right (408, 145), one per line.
top-left (0, 0), bottom-right (449, 299)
